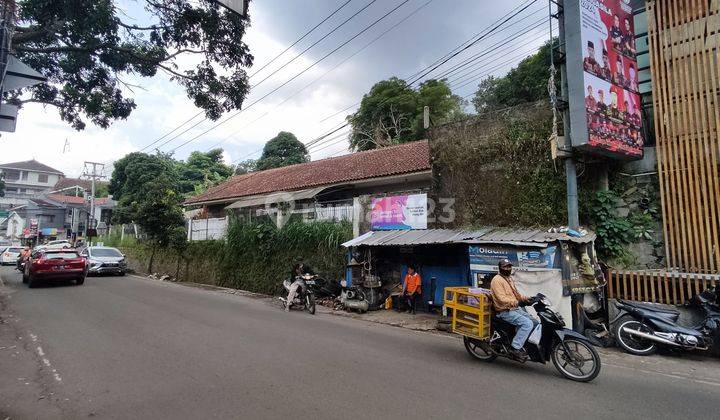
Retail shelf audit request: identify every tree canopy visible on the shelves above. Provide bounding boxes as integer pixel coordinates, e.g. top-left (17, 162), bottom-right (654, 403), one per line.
top-left (348, 77), bottom-right (464, 151)
top-left (8, 0), bottom-right (253, 130)
top-left (176, 148), bottom-right (233, 194)
top-left (256, 131), bottom-right (308, 171)
top-left (108, 151), bottom-right (184, 258)
top-left (472, 41), bottom-right (553, 112)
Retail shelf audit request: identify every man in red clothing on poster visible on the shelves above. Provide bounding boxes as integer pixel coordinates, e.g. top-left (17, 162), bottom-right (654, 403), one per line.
top-left (402, 265), bottom-right (422, 314)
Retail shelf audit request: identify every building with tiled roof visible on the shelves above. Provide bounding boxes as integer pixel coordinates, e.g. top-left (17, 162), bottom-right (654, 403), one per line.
top-left (186, 140), bottom-right (432, 213)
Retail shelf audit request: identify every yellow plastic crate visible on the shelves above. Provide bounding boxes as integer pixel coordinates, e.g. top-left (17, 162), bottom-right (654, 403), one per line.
top-left (444, 287), bottom-right (492, 339)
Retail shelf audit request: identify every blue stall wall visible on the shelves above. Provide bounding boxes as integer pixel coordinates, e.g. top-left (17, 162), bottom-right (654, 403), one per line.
top-left (401, 264), bottom-right (471, 306)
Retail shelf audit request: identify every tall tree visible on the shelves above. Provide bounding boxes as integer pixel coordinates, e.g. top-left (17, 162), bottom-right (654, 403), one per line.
top-left (472, 41), bottom-right (554, 112)
top-left (108, 151), bottom-right (183, 272)
top-left (256, 131), bottom-right (308, 171)
top-left (176, 148), bottom-right (233, 194)
top-left (8, 0), bottom-right (253, 130)
top-left (348, 77), bottom-right (463, 151)
top-left (0, 174), bottom-right (4, 198)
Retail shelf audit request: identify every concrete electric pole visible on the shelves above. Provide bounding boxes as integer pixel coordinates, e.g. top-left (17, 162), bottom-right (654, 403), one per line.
top-left (81, 161), bottom-right (106, 233)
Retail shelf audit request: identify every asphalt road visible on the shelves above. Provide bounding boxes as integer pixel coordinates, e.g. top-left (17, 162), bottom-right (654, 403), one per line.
top-left (1, 266), bottom-right (718, 419)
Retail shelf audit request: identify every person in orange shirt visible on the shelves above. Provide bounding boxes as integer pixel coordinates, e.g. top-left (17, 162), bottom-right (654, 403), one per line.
top-left (402, 265), bottom-right (422, 314)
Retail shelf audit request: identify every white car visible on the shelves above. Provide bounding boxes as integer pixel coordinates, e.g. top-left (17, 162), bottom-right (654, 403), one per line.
top-left (1, 246), bottom-right (24, 265)
top-left (46, 239), bottom-right (72, 249)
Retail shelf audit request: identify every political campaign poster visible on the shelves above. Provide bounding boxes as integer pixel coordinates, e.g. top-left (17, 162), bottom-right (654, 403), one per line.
top-left (566, 0), bottom-right (643, 159)
top-left (370, 194), bottom-right (427, 230)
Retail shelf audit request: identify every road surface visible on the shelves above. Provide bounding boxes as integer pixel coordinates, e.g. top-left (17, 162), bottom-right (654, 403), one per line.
top-left (1, 266), bottom-right (718, 419)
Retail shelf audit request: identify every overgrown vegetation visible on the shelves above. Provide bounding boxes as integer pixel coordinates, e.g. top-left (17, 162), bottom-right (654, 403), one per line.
top-left (110, 218), bottom-right (352, 295)
top-left (431, 103), bottom-right (567, 227)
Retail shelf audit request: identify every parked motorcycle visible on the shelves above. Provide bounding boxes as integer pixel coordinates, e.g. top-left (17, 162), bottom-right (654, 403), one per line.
top-left (463, 294), bottom-right (602, 382)
top-left (279, 274), bottom-right (317, 315)
top-left (612, 286), bottom-right (720, 355)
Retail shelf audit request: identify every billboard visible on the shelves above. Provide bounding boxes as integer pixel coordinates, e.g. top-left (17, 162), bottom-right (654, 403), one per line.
top-left (370, 194), bottom-right (427, 230)
top-left (566, 0), bottom-right (643, 159)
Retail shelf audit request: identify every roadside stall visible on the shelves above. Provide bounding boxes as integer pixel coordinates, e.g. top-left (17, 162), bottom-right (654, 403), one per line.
top-left (341, 227), bottom-right (604, 332)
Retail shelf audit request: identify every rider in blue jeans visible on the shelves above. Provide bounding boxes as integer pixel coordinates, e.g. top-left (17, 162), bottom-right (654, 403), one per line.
top-left (490, 259), bottom-right (536, 359)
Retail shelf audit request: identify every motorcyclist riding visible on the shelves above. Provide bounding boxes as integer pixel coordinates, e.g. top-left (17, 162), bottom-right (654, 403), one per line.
top-left (490, 259), bottom-right (537, 360)
top-left (16, 246), bottom-right (30, 271)
top-left (284, 262), bottom-right (313, 311)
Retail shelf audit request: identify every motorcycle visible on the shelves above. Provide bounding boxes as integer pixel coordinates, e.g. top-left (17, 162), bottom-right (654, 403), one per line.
top-left (279, 274), bottom-right (317, 315)
top-left (612, 285), bottom-right (720, 356)
top-left (463, 294), bottom-right (602, 382)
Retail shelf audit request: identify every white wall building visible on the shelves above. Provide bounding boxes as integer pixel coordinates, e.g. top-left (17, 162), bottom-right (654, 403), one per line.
top-left (0, 159), bottom-right (64, 208)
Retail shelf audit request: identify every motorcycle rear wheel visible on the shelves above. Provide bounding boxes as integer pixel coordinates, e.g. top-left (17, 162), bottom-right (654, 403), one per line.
top-left (463, 336), bottom-right (497, 362)
top-left (306, 294), bottom-right (316, 315)
top-left (551, 338), bottom-right (601, 382)
top-left (614, 316), bottom-right (657, 356)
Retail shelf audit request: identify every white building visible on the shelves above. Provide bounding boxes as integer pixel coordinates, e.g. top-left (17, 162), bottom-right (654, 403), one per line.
top-left (0, 159), bottom-right (64, 208)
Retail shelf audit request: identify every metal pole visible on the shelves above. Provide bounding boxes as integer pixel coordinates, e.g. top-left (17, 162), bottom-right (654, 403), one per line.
top-left (557, 0), bottom-right (579, 229)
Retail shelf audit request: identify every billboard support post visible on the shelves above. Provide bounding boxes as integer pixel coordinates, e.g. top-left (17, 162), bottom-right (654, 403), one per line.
top-left (558, 0), bottom-right (580, 229)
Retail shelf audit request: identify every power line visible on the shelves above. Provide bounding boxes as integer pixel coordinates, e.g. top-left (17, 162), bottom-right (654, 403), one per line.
top-left (318, 0), bottom-right (540, 124)
top-left (250, 0), bottom-right (379, 89)
top-left (206, 0), bottom-right (436, 152)
top-left (134, 0), bottom-right (363, 154)
top-left (167, 0), bottom-right (414, 154)
top-left (248, 0), bottom-right (355, 79)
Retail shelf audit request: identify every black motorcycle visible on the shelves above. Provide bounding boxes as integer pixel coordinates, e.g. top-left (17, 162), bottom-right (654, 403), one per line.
top-left (612, 286), bottom-right (720, 356)
top-left (280, 274), bottom-right (317, 315)
top-left (463, 294), bottom-right (602, 382)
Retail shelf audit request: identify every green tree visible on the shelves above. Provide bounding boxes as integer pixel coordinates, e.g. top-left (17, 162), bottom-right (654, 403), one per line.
top-left (472, 41), bottom-right (554, 112)
top-left (109, 152), bottom-right (178, 217)
top-left (176, 148), bottom-right (233, 194)
top-left (134, 178), bottom-right (185, 273)
top-left (348, 77), bottom-right (463, 151)
top-left (234, 159), bottom-right (257, 175)
top-left (8, 0), bottom-right (253, 130)
top-left (256, 131), bottom-right (308, 171)
top-left (109, 151), bottom-right (184, 272)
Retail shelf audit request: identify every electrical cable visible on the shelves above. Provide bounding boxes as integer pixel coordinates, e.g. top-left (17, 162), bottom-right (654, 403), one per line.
top-left (167, 0), bottom-right (414, 154)
top-left (248, 0), bottom-right (355, 79)
top-left (205, 0), bottom-right (436, 153)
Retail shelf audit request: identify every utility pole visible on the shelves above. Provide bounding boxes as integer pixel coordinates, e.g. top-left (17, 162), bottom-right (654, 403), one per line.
top-left (556, 0), bottom-right (579, 229)
top-left (81, 161), bottom-right (106, 234)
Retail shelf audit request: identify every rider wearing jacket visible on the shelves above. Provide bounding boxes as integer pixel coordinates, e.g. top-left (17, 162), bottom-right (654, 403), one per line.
top-left (490, 259), bottom-right (535, 359)
top-left (285, 263), bottom-right (313, 311)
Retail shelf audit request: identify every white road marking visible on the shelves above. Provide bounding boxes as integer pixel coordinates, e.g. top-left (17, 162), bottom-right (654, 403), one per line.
top-left (30, 333), bottom-right (62, 383)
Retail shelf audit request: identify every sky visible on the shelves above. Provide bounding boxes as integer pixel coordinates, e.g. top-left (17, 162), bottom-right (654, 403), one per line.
top-left (0, 0), bottom-right (552, 178)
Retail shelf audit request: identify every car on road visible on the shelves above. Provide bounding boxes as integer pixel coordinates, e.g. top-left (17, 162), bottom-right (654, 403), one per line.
top-left (23, 249), bottom-right (88, 288)
top-left (80, 246), bottom-right (127, 276)
top-left (46, 239), bottom-right (73, 249)
top-left (1, 246), bottom-right (24, 265)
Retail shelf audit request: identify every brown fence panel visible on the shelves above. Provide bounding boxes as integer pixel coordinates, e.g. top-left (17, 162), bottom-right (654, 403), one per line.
top-left (608, 269), bottom-right (719, 305)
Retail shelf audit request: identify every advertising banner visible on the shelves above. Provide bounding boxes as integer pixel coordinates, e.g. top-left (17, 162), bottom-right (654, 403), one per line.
top-left (468, 245), bottom-right (557, 272)
top-left (566, 0), bottom-right (643, 160)
top-left (370, 194), bottom-right (427, 230)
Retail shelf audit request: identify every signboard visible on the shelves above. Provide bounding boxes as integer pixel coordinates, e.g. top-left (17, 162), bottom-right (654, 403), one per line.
top-left (565, 0), bottom-right (643, 159)
top-left (370, 194), bottom-right (427, 230)
top-left (215, 0), bottom-right (248, 15)
top-left (468, 245), bottom-right (557, 273)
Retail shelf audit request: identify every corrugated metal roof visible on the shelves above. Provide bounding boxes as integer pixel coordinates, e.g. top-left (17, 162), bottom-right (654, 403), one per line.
top-left (341, 228), bottom-right (596, 247)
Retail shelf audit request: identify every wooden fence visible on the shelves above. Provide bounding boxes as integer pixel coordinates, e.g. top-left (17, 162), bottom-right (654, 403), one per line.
top-left (647, 0), bottom-right (720, 273)
top-left (608, 269), bottom-right (719, 305)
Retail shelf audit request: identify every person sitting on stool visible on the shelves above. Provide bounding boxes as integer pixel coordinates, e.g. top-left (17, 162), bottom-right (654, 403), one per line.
top-left (402, 265), bottom-right (422, 314)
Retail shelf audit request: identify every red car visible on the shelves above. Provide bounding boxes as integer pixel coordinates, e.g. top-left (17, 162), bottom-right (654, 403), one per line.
top-left (23, 249), bottom-right (88, 288)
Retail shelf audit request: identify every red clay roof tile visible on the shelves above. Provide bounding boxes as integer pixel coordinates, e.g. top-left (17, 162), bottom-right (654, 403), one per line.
top-left (186, 140), bottom-right (430, 205)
